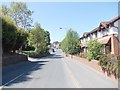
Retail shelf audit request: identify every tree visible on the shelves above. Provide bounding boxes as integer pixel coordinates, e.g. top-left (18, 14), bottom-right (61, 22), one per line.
top-left (10, 2), bottom-right (33, 30)
top-left (44, 31), bottom-right (50, 46)
top-left (1, 15), bottom-right (17, 52)
top-left (13, 28), bottom-right (28, 52)
top-left (28, 22), bottom-right (50, 54)
top-left (1, 2), bottom-right (33, 30)
top-left (61, 29), bottom-right (79, 55)
top-left (1, 5), bottom-right (11, 16)
top-left (1, 14), bottom-right (29, 53)
top-left (87, 39), bottom-right (102, 61)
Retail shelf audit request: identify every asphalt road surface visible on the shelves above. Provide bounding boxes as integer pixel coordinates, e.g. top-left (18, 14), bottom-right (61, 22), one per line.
top-left (2, 49), bottom-right (118, 88)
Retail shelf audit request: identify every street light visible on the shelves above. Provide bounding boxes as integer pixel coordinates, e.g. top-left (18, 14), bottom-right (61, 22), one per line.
top-left (59, 27), bottom-right (62, 29)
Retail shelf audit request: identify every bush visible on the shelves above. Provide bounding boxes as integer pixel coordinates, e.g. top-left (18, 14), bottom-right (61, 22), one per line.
top-left (117, 55), bottom-right (120, 78)
top-left (22, 50), bottom-right (49, 58)
top-left (99, 54), bottom-right (119, 79)
top-left (87, 39), bottom-right (102, 61)
top-left (22, 51), bottom-right (36, 56)
top-left (22, 44), bottom-right (35, 51)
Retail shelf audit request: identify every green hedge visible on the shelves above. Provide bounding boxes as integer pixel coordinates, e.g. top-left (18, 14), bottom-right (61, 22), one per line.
top-left (1, 15), bottom-right (17, 52)
top-left (22, 50), bottom-right (49, 58)
top-left (1, 15), bottom-right (28, 53)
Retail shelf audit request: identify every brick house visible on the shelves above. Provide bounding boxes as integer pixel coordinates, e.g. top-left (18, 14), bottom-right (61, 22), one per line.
top-left (80, 16), bottom-right (120, 55)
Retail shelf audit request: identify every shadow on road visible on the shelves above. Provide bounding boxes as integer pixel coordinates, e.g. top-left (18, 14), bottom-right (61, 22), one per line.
top-left (41, 53), bottom-right (64, 60)
top-left (2, 60), bottom-right (49, 86)
top-left (2, 53), bottom-right (64, 87)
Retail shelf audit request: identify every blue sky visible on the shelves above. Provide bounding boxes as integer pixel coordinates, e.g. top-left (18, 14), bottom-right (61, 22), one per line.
top-left (3, 2), bottom-right (118, 43)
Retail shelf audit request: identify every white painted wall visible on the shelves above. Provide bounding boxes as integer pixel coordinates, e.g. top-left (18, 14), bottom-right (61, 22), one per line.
top-left (92, 33), bottom-right (96, 39)
top-left (109, 27), bottom-right (118, 35)
top-left (108, 20), bottom-right (119, 36)
top-left (97, 31), bottom-right (102, 38)
top-left (80, 19), bottom-right (119, 45)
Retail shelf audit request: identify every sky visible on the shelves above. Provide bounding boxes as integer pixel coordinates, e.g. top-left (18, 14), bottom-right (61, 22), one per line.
top-left (2, 2), bottom-right (118, 43)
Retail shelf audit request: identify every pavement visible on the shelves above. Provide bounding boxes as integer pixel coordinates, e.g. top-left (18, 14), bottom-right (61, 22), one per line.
top-left (1, 49), bottom-right (118, 88)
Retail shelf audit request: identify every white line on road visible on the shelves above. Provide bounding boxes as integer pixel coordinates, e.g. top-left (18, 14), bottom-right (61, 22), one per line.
top-left (63, 59), bottom-right (81, 88)
top-left (1, 64), bottom-right (39, 89)
top-left (1, 73), bottom-right (24, 89)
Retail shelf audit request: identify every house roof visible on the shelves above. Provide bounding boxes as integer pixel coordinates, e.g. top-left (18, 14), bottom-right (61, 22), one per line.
top-left (100, 16), bottom-right (120, 28)
top-left (87, 27), bottom-right (100, 35)
top-left (109, 15), bottom-right (120, 23)
top-left (53, 41), bottom-right (60, 45)
top-left (80, 27), bottom-right (100, 39)
top-left (80, 16), bottom-right (120, 39)
top-left (100, 22), bottom-right (110, 28)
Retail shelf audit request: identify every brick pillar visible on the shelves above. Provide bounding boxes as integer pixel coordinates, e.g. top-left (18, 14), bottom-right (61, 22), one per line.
top-left (111, 34), bottom-right (119, 55)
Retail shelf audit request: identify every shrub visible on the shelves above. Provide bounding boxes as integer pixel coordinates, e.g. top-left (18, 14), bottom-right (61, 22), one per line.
top-left (87, 39), bottom-right (102, 61)
top-left (22, 50), bottom-right (49, 58)
top-left (99, 54), bottom-right (119, 79)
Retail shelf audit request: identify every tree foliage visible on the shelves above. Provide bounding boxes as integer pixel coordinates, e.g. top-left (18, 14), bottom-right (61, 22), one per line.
top-left (44, 31), bottom-right (50, 46)
top-left (14, 28), bottom-right (28, 51)
top-left (87, 39), bottom-right (102, 61)
top-left (1, 2), bottom-right (33, 53)
top-left (1, 5), bottom-right (11, 16)
top-left (1, 15), bottom-right (29, 53)
top-left (1, 2), bottom-right (50, 58)
top-left (28, 22), bottom-right (50, 54)
top-left (1, 15), bottom-right (17, 52)
top-left (61, 29), bottom-right (80, 55)
top-left (10, 2), bottom-right (33, 30)
top-left (1, 2), bottom-right (33, 30)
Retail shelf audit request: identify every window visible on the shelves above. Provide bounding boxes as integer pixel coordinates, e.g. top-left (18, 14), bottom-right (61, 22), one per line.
top-left (102, 28), bottom-right (109, 36)
top-left (95, 32), bottom-right (97, 38)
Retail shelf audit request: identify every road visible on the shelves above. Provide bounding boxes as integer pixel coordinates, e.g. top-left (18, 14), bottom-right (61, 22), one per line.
top-left (2, 49), bottom-right (118, 88)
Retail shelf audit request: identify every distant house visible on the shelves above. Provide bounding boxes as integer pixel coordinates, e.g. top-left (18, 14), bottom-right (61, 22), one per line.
top-left (52, 41), bottom-right (61, 49)
top-left (80, 16), bottom-right (120, 55)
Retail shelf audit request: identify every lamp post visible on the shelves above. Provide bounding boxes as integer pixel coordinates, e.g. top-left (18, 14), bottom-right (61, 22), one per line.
top-left (59, 27), bottom-right (68, 56)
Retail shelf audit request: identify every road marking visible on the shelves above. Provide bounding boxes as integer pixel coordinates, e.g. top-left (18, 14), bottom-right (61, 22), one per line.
top-left (1, 64), bottom-right (39, 89)
top-left (63, 59), bottom-right (81, 88)
top-left (1, 73), bottom-right (24, 88)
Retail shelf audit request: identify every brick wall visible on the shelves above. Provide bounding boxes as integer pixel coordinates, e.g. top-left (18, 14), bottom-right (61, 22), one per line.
top-left (2, 53), bottom-right (28, 67)
top-left (111, 34), bottom-right (119, 55)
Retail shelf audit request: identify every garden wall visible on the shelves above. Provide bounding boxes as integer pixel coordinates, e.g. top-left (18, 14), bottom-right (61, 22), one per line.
top-left (2, 53), bottom-right (28, 67)
top-left (66, 54), bottom-right (118, 81)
